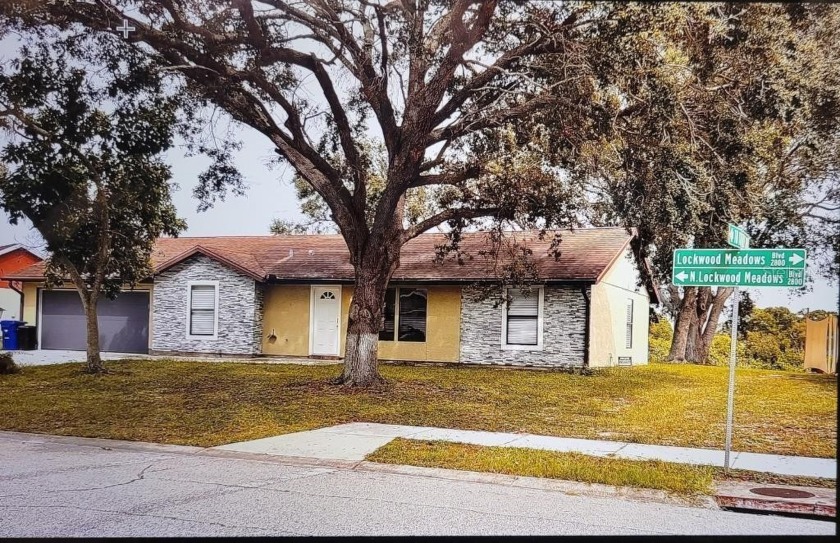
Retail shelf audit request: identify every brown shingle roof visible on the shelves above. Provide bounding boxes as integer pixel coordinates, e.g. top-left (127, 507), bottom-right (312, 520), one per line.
top-left (2, 227), bottom-right (635, 283)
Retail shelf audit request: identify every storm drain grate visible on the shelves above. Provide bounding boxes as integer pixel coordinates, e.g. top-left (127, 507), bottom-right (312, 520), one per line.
top-left (749, 487), bottom-right (816, 499)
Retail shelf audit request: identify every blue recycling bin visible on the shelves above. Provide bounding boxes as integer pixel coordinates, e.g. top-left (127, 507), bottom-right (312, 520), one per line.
top-left (1, 320), bottom-right (25, 351)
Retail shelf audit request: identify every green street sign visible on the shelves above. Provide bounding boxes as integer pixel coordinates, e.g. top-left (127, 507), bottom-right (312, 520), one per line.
top-left (727, 224), bottom-right (750, 249)
top-left (672, 267), bottom-right (806, 287)
top-left (672, 248), bottom-right (807, 288)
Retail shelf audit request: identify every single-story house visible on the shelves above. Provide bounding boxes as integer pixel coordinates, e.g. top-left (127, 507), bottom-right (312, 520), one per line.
top-left (3, 227), bottom-right (659, 368)
top-left (0, 243), bottom-right (43, 321)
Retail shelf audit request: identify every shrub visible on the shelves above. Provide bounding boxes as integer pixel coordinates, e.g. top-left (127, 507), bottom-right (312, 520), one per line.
top-left (708, 333), bottom-right (747, 366)
top-left (648, 336), bottom-right (672, 363)
top-left (649, 319), bottom-right (674, 341)
top-left (648, 320), bottom-right (673, 363)
top-left (0, 352), bottom-right (20, 375)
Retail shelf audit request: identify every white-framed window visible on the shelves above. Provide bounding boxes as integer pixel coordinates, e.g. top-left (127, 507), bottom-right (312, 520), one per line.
top-left (625, 298), bottom-right (634, 349)
top-left (501, 287), bottom-right (544, 350)
top-left (186, 281), bottom-right (219, 339)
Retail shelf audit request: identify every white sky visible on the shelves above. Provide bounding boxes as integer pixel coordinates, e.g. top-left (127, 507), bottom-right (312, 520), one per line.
top-left (1, 125), bottom-right (836, 313)
top-left (0, 34), bottom-right (836, 314)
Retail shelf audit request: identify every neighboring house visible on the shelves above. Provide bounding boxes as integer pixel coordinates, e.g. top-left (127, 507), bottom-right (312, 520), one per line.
top-left (804, 313), bottom-right (838, 374)
top-left (0, 244), bottom-right (42, 321)
top-left (3, 227), bottom-right (659, 368)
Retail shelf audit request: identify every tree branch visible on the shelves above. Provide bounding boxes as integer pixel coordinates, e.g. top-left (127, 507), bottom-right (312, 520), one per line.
top-left (403, 206), bottom-right (501, 242)
top-left (429, 92), bottom-right (560, 144)
top-left (410, 164), bottom-right (481, 189)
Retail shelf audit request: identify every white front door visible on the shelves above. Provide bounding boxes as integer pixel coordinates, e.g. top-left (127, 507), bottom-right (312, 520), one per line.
top-left (311, 286), bottom-right (341, 355)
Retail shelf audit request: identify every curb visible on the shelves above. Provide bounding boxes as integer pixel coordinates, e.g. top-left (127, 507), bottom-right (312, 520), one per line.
top-left (0, 430), bottom-right (718, 510)
top-left (355, 461), bottom-right (719, 510)
top-left (0, 430), bottom-right (205, 456)
top-left (8, 429), bottom-right (831, 519)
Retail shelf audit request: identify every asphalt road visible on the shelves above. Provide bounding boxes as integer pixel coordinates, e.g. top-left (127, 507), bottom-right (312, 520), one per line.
top-left (0, 432), bottom-right (834, 537)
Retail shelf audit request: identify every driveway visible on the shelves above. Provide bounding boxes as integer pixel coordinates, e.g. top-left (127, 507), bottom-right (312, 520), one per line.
top-left (0, 432), bottom-right (833, 537)
top-left (3, 350), bottom-right (339, 366)
top-left (3, 350), bottom-right (151, 366)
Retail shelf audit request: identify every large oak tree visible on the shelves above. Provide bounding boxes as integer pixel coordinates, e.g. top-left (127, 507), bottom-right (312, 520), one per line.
top-left (6, 1), bottom-right (837, 381)
top-left (3, 0), bottom-right (600, 385)
top-left (580, 3), bottom-right (840, 363)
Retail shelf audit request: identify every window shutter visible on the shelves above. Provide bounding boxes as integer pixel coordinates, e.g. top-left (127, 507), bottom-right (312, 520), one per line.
top-left (625, 299), bottom-right (634, 349)
top-left (508, 289), bottom-right (539, 317)
top-left (506, 289), bottom-right (539, 345)
top-left (190, 285), bottom-right (216, 336)
top-left (507, 318), bottom-right (539, 345)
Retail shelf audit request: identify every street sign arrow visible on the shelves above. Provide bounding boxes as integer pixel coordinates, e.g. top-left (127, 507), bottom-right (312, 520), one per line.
top-left (789, 253), bottom-right (804, 266)
top-left (675, 271), bottom-right (688, 282)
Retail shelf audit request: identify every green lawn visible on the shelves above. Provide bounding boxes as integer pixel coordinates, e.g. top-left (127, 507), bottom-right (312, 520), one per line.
top-left (367, 439), bottom-right (717, 495)
top-left (366, 439), bottom-right (835, 496)
top-left (0, 360), bottom-right (835, 457)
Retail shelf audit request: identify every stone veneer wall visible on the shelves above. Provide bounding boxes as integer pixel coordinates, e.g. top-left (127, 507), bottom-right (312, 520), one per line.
top-left (252, 284), bottom-right (265, 354)
top-left (459, 285), bottom-right (588, 367)
top-left (151, 255), bottom-right (261, 355)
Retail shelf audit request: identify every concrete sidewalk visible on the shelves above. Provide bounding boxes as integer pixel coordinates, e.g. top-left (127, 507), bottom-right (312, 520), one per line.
top-left (214, 423), bottom-right (837, 479)
top-left (3, 349), bottom-right (340, 367)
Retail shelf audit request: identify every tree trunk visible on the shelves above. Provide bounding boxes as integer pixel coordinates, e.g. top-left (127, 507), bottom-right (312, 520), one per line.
top-left (668, 287), bottom-right (697, 361)
top-left (335, 278), bottom-right (388, 387)
top-left (333, 236), bottom-right (401, 387)
top-left (81, 293), bottom-right (104, 374)
top-left (64, 262), bottom-right (106, 375)
top-left (696, 287), bottom-right (733, 363)
top-left (685, 312), bottom-right (701, 362)
top-left (684, 287), bottom-right (711, 363)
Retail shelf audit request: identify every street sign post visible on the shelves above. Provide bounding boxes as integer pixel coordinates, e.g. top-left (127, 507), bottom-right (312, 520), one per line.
top-left (727, 224), bottom-right (750, 249)
top-left (671, 234), bottom-right (807, 473)
top-left (724, 286), bottom-right (739, 473)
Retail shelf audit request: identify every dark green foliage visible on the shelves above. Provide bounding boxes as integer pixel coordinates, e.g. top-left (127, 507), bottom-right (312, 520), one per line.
top-left (0, 37), bottom-right (185, 298)
top-left (579, 4), bottom-right (840, 286)
top-left (713, 306), bottom-right (807, 371)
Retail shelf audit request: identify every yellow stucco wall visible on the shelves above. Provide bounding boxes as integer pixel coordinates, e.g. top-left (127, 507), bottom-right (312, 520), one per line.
top-left (261, 285), bottom-right (312, 356)
top-left (588, 284), bottom-right (613, 368)
top-left (589, 283), bottom-right (649, 367)
top-left (588, 247), bottom-right (650, 368)
top-left (22, 282), bottom-right (38, 324)
top-left (262, 284), bottom-right (462, 362)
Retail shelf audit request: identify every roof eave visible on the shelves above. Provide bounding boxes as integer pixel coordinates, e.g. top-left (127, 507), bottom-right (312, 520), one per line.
top-left (0, 245), bottom-right (43, 260)
top-left (153, 246), bottom-right (266, 282)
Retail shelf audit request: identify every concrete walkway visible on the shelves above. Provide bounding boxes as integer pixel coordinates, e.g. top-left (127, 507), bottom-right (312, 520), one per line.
top-left (3, 349), bottom-right (340, 367)
top-left (214, 423), bottom-right (837, 480)
top-left (5, 350), bottom-right (154, 366)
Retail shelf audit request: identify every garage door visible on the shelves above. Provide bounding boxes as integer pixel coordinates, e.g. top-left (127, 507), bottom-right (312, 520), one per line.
top-left (40, 290), bottom-right (150, 353)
